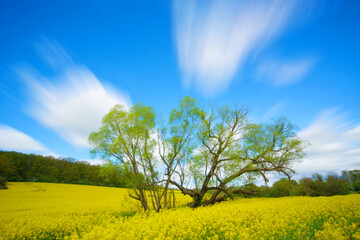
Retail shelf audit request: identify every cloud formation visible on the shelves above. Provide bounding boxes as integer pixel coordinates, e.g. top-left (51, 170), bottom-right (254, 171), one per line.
top-left (295, 108), bottom-right (360, 177)
top-left (257, 58), bottom-right (315, 86)
top-left (0, 125), bottom-right (48, 152)
top-left (173, 0), bottom-right (306, 95)
top-left (258, 102), bottom-right (286, 122)
top-left (17, 40), bottom-right (131, 148)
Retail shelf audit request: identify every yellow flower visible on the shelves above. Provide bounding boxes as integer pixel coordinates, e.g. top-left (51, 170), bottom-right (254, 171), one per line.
top-left (1, 182), bottom-right (359, 240)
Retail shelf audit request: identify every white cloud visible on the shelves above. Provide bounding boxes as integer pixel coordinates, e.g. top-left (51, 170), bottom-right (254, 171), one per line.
top-left (295, 108), bottom-right (360, 177)
top-left (258, 102), bottom-right (286, 122)
top-left (17, 40), bottom-right (131, 148)
top-left (257, 58), bottom-right (315, 86)
top-left (34, 37), bottom-right (73, 70)
top-left (82, 158), bottom-right (105, 166)
top-left (0, 125), bottom-right (48, 152)
top-left (173, 0), bottom-right (307, 96)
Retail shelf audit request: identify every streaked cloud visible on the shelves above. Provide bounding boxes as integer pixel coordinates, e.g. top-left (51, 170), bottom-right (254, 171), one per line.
top-left (295, 108), bottom-right (360, 177)
top-left (0, 124), bottom-right (48, 152)
top-left (17, 40), bottom-right (131, 148)
top-left (173, 0), bottom-right (311, 96)
top-left (257, 58), bottom-right (315, 86)
top-left (34, 37), bottom-right (73, 70)
top-left (258, 102), bottom-right (286, 122)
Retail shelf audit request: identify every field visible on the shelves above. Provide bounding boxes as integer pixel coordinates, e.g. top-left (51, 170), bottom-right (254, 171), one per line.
top-left (0, 183), bottom-right (359, 239)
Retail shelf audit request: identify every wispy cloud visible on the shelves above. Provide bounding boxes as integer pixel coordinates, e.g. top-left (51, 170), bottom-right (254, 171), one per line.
top-left (34, 37), bottom-right (73, 70)
top-left (295, 108), bottom-right (360, 177)
top-left (257, 58), bottom-right (315, 86)
top-left (258, 102), bottom-right (286, 122)
top-left (173, 0), bottom-right (311, 96)
top-left (17, 39), bottom-right (131, 148)
top-left (0, 124), bottom-right (48, 152)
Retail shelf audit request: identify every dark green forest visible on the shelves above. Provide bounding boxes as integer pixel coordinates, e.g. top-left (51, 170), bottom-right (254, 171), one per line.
top-left (0, 150), bottom-right (359, 197)
top-left (245, 171), bottom-right (360, 198)
top-left (0, 151), bottom-right (133, 189)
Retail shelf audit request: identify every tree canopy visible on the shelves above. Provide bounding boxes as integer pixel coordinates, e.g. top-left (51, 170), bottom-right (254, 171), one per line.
top-left (0, 151), bottom-right (133, 188)
top-left (89, 96), bottom-right (307, 210)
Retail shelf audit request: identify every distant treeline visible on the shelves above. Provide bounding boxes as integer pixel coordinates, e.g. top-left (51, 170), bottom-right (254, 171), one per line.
top-left (0, 151), bottom-right (133, 189)
top-left (242, 171), bottom-right (360, 198)
top-left (1, 151), bottom-right (359, 198)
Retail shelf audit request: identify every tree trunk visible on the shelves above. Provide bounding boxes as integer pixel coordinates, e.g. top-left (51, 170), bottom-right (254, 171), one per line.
top-left (191, 194), bottom-right (204, 208)
top-left (163, 180), bottom-right (170, 209)
top-left (139, 190), bottom-right (149, 211)
top-left (172, 190), bottom-right (176, 208)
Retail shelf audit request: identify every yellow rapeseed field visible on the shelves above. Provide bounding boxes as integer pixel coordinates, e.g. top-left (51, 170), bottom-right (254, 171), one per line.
top-left (0, 182), bottom-right (359, 240)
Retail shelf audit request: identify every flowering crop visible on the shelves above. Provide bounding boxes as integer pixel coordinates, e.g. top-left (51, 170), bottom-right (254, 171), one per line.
top-left (0, 182), bottom-right (359, 239)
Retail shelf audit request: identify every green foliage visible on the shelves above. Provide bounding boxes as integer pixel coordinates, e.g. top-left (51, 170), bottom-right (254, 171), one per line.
top-left (89, 96), bottom-right (309, 208)
top-left (267, 172), bottom-right (352, 198)
top-left (325, 174), bottom-right (350, 196)
top-left (89, 103), bottom-right (159, 211)
top-left (99, 161), bottom-right (131, 188)
top-left (270, 178), bottom-right (298, 197)
top-left (343, 169), bottom-right (360, 192)
top-left (0, 176), bottom-right (7, 189)
top-left (0, 154), bottom-right (15, 176)
top-left (0, 151), bottom-right (131, 188)
top-left (0, 154), bottom-right (15, 189)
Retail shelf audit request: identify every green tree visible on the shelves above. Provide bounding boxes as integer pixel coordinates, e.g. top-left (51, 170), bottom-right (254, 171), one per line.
top-left (347, 170), bottom-right (360, 192)
top-left (157, 96), bottom-right (199, 208)
top-left (0, 150), bottom-right (131, 188)
top-left (325, 174), bottom-right (350, 196)
top-left (258, 185), bottom-right (271, 197)
top-left (0, 155), bottom-right (15, 176)
top-left (98, 161), bottom-right (125, 187)
top-left (89, 103), bottom-right (160, 211)
top-left (298, 175), bottom-right (325, 197)
top-left (0, 154), bottom-right (15, 189)
top-left (171, 104), bottom-right (306, 207)
top-left (270, 178), bottom-right (298, 197)
top-left (89, 97), bottom-right (307, 209)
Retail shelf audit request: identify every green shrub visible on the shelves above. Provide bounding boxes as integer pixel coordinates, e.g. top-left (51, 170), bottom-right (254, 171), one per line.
top-left (0, 177), bottom-right (8, 189)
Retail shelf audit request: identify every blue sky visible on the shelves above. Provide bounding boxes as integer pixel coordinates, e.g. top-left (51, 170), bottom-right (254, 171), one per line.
top-left (0, 0), bottom-right (359, 178)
